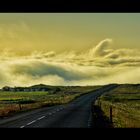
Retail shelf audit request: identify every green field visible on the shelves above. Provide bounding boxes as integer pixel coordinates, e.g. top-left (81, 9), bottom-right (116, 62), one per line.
top-left (94, 84), bottom-right (140, 128)
top-left (0, 86), bottom-right (100, 117)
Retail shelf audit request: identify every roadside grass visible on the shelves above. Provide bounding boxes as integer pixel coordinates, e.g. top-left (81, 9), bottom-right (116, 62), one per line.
top-left (0, 86), bottom-right (101, 118)
top-left (94, 84), bottom-right (140, 128)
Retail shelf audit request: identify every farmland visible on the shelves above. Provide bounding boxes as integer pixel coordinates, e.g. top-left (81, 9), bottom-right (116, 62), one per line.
top-left (0, 85), bottom-right (101, 118)
top-left (93, 84), bottom-right (140, 128)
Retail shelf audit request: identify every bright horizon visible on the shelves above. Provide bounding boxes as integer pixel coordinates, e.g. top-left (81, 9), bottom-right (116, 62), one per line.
top-left (0, 13), bottom-right (140, 87)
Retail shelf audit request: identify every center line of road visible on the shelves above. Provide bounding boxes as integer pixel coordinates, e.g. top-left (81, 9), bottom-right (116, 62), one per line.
top-left (20, 115), bottom-right (46, 128)
top-left (37, 116), bottom-right (46, 120)
top-left (27, 120), bottom-right (36, 125)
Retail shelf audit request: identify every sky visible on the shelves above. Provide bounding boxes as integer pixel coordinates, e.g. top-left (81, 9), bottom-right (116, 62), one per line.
top-left (0, 13), bottom-right (140, 87)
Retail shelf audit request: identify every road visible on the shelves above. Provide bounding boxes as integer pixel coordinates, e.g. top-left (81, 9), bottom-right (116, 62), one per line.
top-left (0, 84), bottom-right (118, 128)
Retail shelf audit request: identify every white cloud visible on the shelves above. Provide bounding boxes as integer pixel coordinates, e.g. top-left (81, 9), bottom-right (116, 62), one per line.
top-left (88, 38), bottom-right (112, 57)
top-left (0, 39), bottom-right (140, 87)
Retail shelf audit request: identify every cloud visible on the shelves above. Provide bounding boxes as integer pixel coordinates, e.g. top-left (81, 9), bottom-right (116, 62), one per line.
top-left (88, 38), bottom-right (112, 57)
top-left (9, 60), bottom-right (90, 81)
top-left (30, 51), bottom-right (56, 59)
top-left (0, 38), bottom-right (140, 87)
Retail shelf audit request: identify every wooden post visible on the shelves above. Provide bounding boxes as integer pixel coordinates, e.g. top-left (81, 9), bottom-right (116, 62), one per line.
top-left (110, 106), bottom-right (113, 123)
top-left (98, 99), bottom-right (100, 106)
top-left (100, 102), bottom-right (101, 108)
top-left (19, 103), bottom-right (22, 110)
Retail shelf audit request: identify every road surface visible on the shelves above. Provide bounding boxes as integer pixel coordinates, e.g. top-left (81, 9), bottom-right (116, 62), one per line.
top-left (0, 85), bottom-right (118, 128)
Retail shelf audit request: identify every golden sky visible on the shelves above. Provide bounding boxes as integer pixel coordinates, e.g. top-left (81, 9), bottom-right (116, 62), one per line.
top-left (0, 13), bottom-right (140, 55)
top-left (0, 13), bottom-right (140, 87)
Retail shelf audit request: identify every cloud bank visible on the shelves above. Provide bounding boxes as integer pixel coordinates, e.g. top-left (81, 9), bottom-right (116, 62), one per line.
top-left (0, 38), bottom-right (140, 87)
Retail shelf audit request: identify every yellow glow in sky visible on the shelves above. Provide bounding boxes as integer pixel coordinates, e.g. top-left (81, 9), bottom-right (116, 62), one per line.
top-left (0, 13), bottom-right (140, 55)
top-left (0, 13), bottom-right (140, 87)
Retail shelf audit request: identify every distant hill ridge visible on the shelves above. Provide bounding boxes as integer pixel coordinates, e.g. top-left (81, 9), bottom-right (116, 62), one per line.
top-left (1, 83), bottom-right (140, 92)
top-left (1, 84), bottom-right (60, 92)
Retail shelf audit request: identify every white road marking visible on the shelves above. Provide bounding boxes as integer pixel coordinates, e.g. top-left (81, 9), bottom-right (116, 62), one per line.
top-left (27, 120), bottom-right (36, 125)
top-left (87, 111), bottom-right (92, 128)
top-left (87, 121), bottom-right (91, 128)
top-left (20, 115), bottom-right (46, 128)
top-left (37, 116), bottom-right (46, 120)
top-left (19, 106), bottom-right (66, 128)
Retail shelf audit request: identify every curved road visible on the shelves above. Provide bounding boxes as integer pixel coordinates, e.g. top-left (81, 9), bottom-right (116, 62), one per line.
top-left (0, 85), bottom-right (118, 128)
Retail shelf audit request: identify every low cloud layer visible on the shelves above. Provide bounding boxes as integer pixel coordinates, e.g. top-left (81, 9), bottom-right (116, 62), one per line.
top-left (0, 38), bottom-right (140, 88)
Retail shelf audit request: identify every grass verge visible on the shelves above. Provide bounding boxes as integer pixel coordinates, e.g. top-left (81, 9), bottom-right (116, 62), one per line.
top-left (92, 84), bottom-right (140, 128)
top-left (0, 86), bottom-right (101, 118)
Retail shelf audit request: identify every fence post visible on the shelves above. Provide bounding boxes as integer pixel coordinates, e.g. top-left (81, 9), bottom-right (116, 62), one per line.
top-left (100, 102), bottom-right (101, 108)
top-left (19, 103), bottom-right (22, 110)
top-left (98, 98), bottom-right (100, 106)
top-left (110, 106), bottom-right (113, 123)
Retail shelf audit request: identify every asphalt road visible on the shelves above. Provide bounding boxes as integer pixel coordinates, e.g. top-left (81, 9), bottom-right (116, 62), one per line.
top-left (0, 84), bottom-right (118, 128)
